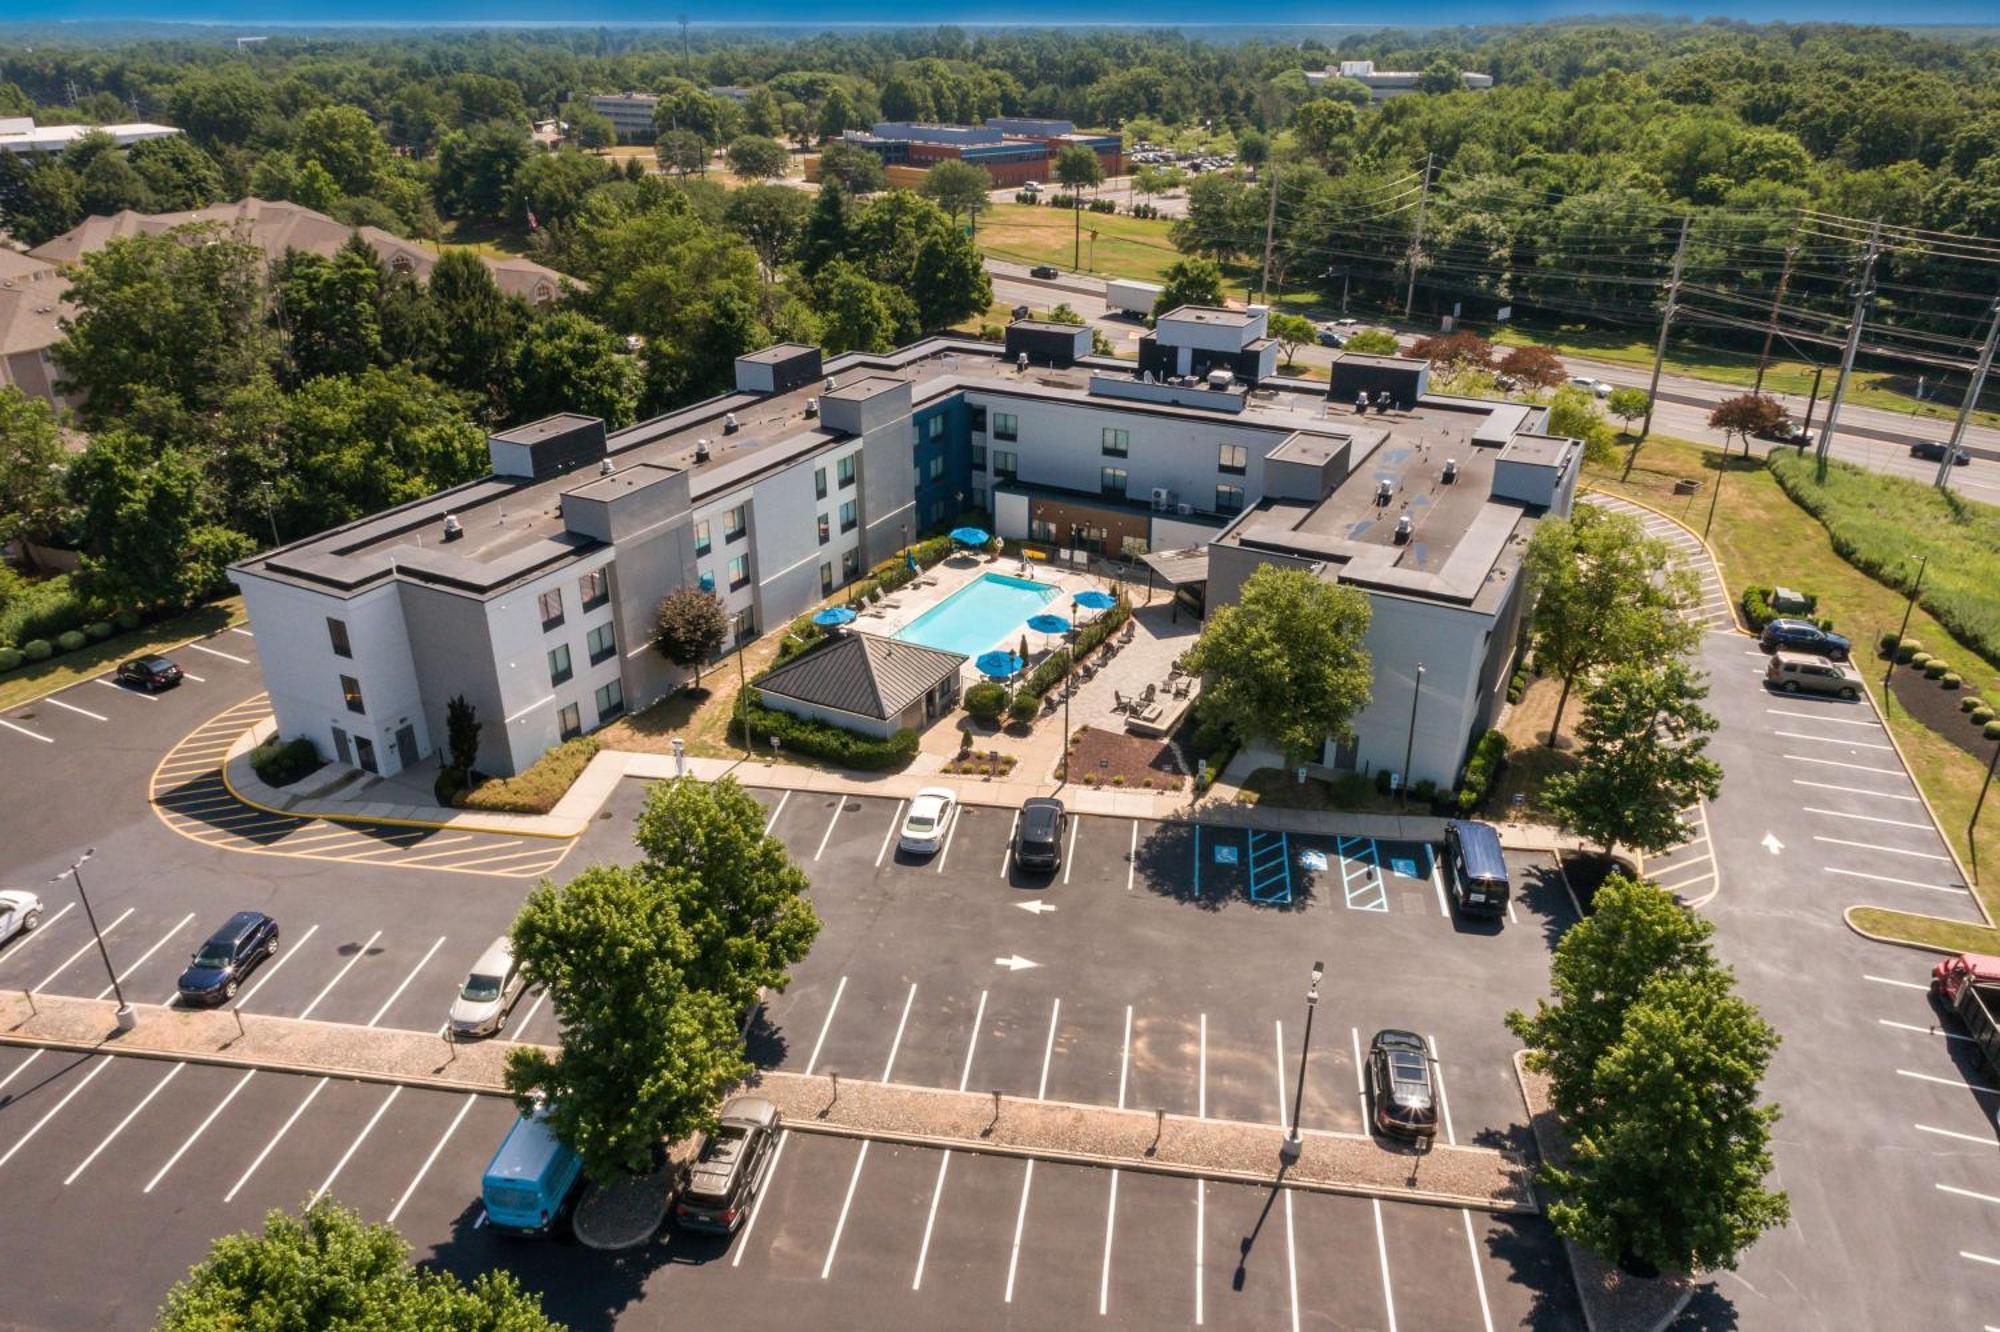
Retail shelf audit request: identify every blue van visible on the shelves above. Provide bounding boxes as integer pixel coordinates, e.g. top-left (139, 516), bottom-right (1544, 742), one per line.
top-left (481, 1108), bottom-right (584, 1236)
top-left (1443, 819), bottom-right (1510, 918)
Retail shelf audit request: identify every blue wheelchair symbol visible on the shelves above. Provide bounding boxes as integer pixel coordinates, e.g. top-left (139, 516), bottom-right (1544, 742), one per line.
top-left (1213, 844), bottom-right (1238, 865)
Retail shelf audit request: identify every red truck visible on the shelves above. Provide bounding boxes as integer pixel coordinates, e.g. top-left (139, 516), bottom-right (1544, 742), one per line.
top-left (1931, 953), bottom-right (2000, 1075)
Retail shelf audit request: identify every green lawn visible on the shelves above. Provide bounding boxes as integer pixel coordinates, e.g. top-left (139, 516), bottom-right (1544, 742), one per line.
top-left (978, 203), bottom-right (1184, 283)
top-left (0, 596), bottom-right (246, 713)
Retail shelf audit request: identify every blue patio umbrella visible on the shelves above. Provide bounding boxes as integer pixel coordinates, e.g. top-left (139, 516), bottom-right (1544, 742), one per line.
top-left (1026, 612), bottom-right (1072, 636)
top-left (976, 650), bottom-right (1023, 680)
top-left (1072, 590), bottom-right (1118, 611)
top-left (950, 525), bottom-right (991, 548)
top-left (812, 606), bottom-right (857, 628)
top-left (906, 548), bottom-right (919, 573)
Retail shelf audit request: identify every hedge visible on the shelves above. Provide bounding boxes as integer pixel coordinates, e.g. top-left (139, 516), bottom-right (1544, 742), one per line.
top-left (1987, 720), bottom-right (2000, 742)
top-left (1007, 690), bottom-right (1039, 722)
top-left (86, 621), bottom-right (113, 641)
top-left (1943, 673), bottom-right (1963, 688)
top-left (1925, 659), bottom-right (1951, 679)
top-left (1963, 695), bottom-right (1986, 713)
top-left (0, 647), bottom-right (19, 671)
top-left (249, 736), bottom-right (324, 788)
top-left (114, 609), bottom-right (142, 632)
top-left (21, 639), bottom-right (51, 661)
top-left (0, 573), bottom-right (94, 648)
top-left (55, 629), bottom-right (85, 653)
top-left (964, 681), bottom-right (1008, 721)
top-left (459, 737), bottom-right (602, 814)
top-left (1018, 599), bottom-right (1131, 701)
top-left (730, 701), bottom-right (918, 771)
top-left (1455, 729), bottom-right (1511, 813)
top-left (1740, 583), bottom-right (1828, 633)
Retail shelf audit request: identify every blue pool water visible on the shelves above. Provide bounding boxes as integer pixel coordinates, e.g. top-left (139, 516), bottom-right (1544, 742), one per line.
top-left (894, 573), bottom-right (1061, 658)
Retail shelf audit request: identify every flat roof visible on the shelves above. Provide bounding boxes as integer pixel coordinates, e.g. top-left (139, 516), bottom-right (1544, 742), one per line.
top-left (739, 342), bottom-right (817, 365)
top-left (1160, 305), bottom-right (1253, 327)
top-left (493, 413), bottom-right (598, 445)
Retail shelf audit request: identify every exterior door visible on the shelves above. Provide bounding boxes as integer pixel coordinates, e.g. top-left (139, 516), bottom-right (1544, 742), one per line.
top-left (354, 736), bottom-right (378, 775)
top-left (331, 727), bottom-right (353, 766)
top-left (395, 725), bottom-right (419, 770)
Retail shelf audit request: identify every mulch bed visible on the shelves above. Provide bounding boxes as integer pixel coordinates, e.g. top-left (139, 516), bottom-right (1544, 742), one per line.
top-left (1558, 850), bottom-right (1638, 914)
top-left (1065, 725), bottom-right (1185, 791)
top-left (1887, 658), bottom-right (1995, 764)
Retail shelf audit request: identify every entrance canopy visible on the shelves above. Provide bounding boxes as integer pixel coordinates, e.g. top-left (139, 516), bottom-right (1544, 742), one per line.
top-left (1139, 546), bottom-right (1210, 587)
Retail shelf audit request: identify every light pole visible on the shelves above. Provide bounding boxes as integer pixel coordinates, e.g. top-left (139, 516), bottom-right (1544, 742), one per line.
top-left (1399, 664), bottom-right (1424, 803)
top-left (54, 849), bottom-right (135, 1031)
top-left (1060, 625), bottom-right (1075, 786)
top-left (260, 481), bottom-right (281, 547)
top-left (1279, 960), bottom-right (1325, 1166)
top-left (1884, 556), bottom-right (1928, 696)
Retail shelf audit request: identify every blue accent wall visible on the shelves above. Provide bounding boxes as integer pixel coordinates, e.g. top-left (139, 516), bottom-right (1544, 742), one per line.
top-left (911, 396), bottom-right (974, 534)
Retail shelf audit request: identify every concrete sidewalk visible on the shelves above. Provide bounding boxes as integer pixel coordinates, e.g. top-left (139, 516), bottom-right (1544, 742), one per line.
top-left (1, 994), bottom-right (1534, 1213)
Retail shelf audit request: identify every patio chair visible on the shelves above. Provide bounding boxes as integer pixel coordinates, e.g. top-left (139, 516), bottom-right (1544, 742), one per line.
top-left (1173, 678), bottom-right (1191, 699)
top-left (1140, 682), bottom-right (1156, 703)
top-left (1112, 689), bottom-right (1129, 712)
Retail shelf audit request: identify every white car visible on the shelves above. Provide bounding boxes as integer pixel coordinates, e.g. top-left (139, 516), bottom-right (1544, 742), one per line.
top-left (0, 890), bottom-right (43, 946)
top-left (448, 935), bottom-right (526, 1038)
top-left (1568, 375), bottom-right (1612, 399)
top-left (899, 787), bottom-right (959, 856)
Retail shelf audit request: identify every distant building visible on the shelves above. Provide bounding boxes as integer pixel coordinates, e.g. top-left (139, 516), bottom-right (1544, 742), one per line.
top-left (826, 119), bottom-right (1122, 190)
top-left (0, 248), bottom-right (74, 411)
top-left (586, 92), bottom-right (661, 143)
top-left (0, 116), bottom-right (183, 156)
top-left (1305, 61), bottom-right (1493, 101)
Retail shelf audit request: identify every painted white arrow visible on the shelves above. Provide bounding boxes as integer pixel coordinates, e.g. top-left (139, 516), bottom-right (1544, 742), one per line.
top-left (1761, 832), bottom-right (1784, 855)
top-left (994, 954), bottom-right (1041, 971)
top-left (1014, 901), bottom-right (1058, 915)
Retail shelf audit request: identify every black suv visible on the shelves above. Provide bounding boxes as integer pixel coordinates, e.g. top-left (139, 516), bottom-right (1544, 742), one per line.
top-left (1015, 798), bottom-right (1066, 873)
top-left (1366, 1029), bottom-right (1438, 1142)
top-left (118, 655), bottom-right (183, 691)
top-left (673, 1097), bottom-right (780, 1234)
top-left (1029, 264), bottom-right (1060, 279)
top-left (1759, 618), bottom-right (1850, 661)
top-left (177, 911), bottom-right (278, 1005)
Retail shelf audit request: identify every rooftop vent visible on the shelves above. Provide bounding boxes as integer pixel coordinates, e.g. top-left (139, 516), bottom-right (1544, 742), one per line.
top-left (1018, 352), bottom-right (1029, 371)
top-left (805, 397), bottom-right (818, 418)
top-left (599, 458), bottom-right (615, 475)
top-left (1375, 478), bottom-right (1394, 506)
top-left (1394, 514), bottom-right (1413, 544)
top-left (825, 375), bottom-right (838, 391)
top-left (724, 412), bottom-right (740, 435)
top-left (441, 513), bottom-right (463, 542)
top-left (694, 438), bottom-right (711, 463)
top-left (1441, 458), bottom-right (1458, 484)
top-left (1207, 369), bottom-right (1234, 390)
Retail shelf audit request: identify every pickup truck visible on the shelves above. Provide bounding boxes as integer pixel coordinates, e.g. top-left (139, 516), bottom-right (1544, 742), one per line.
top-left (1931, 953), bottom-right (2000, 1076)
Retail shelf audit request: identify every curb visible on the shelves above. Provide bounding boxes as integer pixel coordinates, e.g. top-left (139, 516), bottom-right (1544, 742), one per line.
top-left (0, 1025), bottom-right (512, 1096)
top-left (1579, 484), bottom-right (1749, 635)
top-left (1840, 905), bottom-right (1986, 956)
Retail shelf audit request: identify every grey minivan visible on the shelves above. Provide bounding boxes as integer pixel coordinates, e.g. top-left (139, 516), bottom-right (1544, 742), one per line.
top-left (1766, 651), bottom-right (1862, 700)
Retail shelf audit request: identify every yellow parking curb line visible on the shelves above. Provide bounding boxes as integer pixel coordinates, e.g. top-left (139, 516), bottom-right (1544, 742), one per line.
top-left (1579, 485), bottom-right (1747, 635)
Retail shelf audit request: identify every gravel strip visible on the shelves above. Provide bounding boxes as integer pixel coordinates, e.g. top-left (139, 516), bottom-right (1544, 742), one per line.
top-left (574, 1142), bottom-right (696, 1252)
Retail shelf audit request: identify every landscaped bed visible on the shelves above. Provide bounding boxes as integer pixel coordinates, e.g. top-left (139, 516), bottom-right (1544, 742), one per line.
top-left (1063, 725), bottom-right (1184, 791)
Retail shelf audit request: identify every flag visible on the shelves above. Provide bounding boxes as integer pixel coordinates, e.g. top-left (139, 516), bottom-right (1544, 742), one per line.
top-left (526, 207), bottom-right (539, 231)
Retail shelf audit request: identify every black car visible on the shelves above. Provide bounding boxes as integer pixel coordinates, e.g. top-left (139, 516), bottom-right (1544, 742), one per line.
top-left (673, 1096), bottom-right (781, 1234)
top-left (1014, 797), bottom-right (1067, 873)
top-left (118, 655), bottom-right (183, 692)
top-left (1029, 264), bottom-right (1060, 279)
top-left (1759, 617), bottom-right (1851, 661)
top-left (177, 911), bottom-right (278, 1005)
top-left (1366, 1029), bottom-right (1438, 1142)
top-left (1911, 440), bottom-right (1972, 466)
top-left (1317, 328), bottom-right (1347, 348)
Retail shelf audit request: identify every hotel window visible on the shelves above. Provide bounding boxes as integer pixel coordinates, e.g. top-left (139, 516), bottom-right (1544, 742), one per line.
top-left (548, 644), bottom-right (572, 686)
top-left (993, 412), bottom-right (1018, 442)
top-left (538, 588), bottom-right (564, 630)
top-left (1216, 483), bottom-right (1245, 514)
top-left (723, 505), bottom-right (747, 542)
top-left (558, 702), bottom-right (582, 741)
top-left (326, 617), bottom-right (352, 659)
top-left (925, 415), bottom-right (946, 442)
top-left (970, 406), bottom-right (987, 433)
top-left (694, 519), bottom-right (711, 556)
top-left (595, 679), bottom-right (624, 723)
top-left (1101, 427), bottom-right (1129, 457)
top-left (837, 455), bottom-right (856, 488)
top-left (839, 500), bottom-right (857, 533)
top-left (1101, 467), bottom-right (1128, 498)
top-left (817, 513), bottom-right (830, 545)
top-left (993, 450), bottom-right (1018, 482)
top-left (927, 455), bottom-right (944, 481)
top-left (578, 569), bottom-right (608, 611)
top-left (728, 554), bottom-right (750, 590)
top-left (971, 442), bottom-right (987, 471)
top-left (820, 561), bottom-right (834, 596)
top-left (814, 466), bottom-right (827, 500)
top-left (587, 622), bottom-right (616, 665)
top-left (1219, 443), bottom-right (1248, 475)
top-left (339, 674), bottom-right (365, 715)
top-left (841, 547), bottom-right (862, 580)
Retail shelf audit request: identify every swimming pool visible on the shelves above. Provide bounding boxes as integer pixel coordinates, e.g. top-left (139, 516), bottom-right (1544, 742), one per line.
top-left (894, 573), bottom-right (1061, 658)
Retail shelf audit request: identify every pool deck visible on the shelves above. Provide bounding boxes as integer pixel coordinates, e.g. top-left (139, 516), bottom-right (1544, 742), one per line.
top-left (855, 552), bottom-right (1115, 690)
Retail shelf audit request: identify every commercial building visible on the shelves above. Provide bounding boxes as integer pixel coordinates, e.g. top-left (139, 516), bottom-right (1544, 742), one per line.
top-left (0, 116), bottom-right (182, 156)
top-left (586, 92), bottom-right (662, 143)
top-left (1305, 61), bottom-right (1494, 100)
top-left (0, 248), bottom-right (74, 411)
top-left (832, 118), bottom-right (1122, 189)
top-left (230, 312), bottom-right (1574, 791)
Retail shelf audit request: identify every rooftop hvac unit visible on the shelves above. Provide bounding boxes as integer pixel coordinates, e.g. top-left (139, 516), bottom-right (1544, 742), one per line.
top-left (723, 412), bottom-right (740, 435)
top-left (1176, 502), bottom-right (1194, 516)
top-left (1441, 458), bottom-right (1458, 484)
top-left (1394, 514), bottom-right (1413, 544)
top-left (1151, 487), bottom-right (1174, 511)
top-left (1207, 369), bottom-right (1234, 389)
top-left (441, 513), bottom-right (463, 542)
top-left (599, 458), bottom-right (615, 475)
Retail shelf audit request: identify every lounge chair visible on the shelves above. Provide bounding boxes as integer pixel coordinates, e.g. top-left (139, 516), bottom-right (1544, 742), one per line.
top-left (1173, 678), bottom-right (1191, 699)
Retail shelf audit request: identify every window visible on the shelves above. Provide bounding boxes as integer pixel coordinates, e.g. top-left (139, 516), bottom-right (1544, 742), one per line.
top-left (970, 406), bottom-right (987, 433)
top-left (587, 623), bottom-right (616, 665)
top-left (926, 414), bottom-right (946, 442)
top-left (1101, 467), bottom-right (1128, 498)
top-left (1030, 516), bottom-right (1057, 544)
top-left (814, 467), bottom-right (827, 500)
top-left (595, 679), bottom-right (625, 723)
top-left (837, 454), bottom-right (856, 488)
top-left (326, 617), bottom-right (351, 659)
top-left (820, 561), bottom-right (834, 595)
top-left (927, 455), bottom-right (944, 481)
top-left (723, 505), bottom-right (747, 542)
top-left (971, 442), bottom-right (987, 471)
top-left (817, 513), bottom-right (831, 545)
top-left (548, 644), bottom-right (572, 686)
top-left (694, 519), bottom-right (712, 557)
top-left (993, 412), bottom-right (1018, 442)
top-left (841, 547), bottom-right (862, 580)
top-left (339, 674), bottom-right (365, 715)
top-left (728, 554), bottom-right (750, 590)
top-left (1101, 427), bottom-right (1129, 457)
top-left (558, 702), bottom-right (582, 741)
top-left (538, 588), bottom-right (564, 630)
top-left (1219, 443), bottom-right (1248, 475)
top-left (733, 608), bottom-right (755, 643)
top-left (1216, 483), bottom-right (1245, 514)
top-left (578, 569), bottom-right (608, 611)
top-left (993, 450), bottom-right (1018, 482)
top-left (839, 500), bottom-right (857, 533)
top-left (972, 484), bottom-right (987, 512)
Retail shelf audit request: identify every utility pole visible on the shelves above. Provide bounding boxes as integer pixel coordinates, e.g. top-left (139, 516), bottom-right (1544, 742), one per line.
top-left (1402, 153), bottom-right (1433, 321)
top-left (1937, 294), bottom-right (2000, 492)
top-left (679, 14), bottom-right (691, 80)
top-left (1753, 239), bottom-right (1800, 396)
top-left (1638, 215), bottom-right (1691, 444)
top-left (1815, 219), bottom-right (1882, 483)
top-left (1258, 164), bottom-right (1281, 305)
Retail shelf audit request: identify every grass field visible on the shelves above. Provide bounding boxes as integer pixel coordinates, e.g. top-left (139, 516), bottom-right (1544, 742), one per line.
top-left (978, 203), bottom-right (1185, 284)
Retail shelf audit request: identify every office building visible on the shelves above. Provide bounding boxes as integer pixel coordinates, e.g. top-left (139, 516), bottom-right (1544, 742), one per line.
top-left (1305, 61), bottom-right (1494, 100)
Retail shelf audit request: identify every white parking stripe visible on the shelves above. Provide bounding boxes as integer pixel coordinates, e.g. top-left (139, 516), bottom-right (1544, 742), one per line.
top-left (1351, 1026), bottom-right (1367, 1124)
top-left (230, 627), bottom-right (254, 638)
top-left (1648, 854), bottom-right (1714, 881)
top-left (145, 1071), bottom-right (257, 1191)
top-left (0, 717), bottom-right (54, 743)
top-left (1803, 807), bottom-right (1933, 830)
top-left (1881, 1019), bottom-right (1974, 1042)
top-left (762, 790), bottom-right (790, 835)
top-left (1000, 810), bottom-right (1019, 878)
top-left (1962, 1251), bottom-right (2000, 1268)
top-left (821, 1140), bottom-right (871, 1279)
top-left (1815, 836), bottom-right (1951, 862)
top-left (1775, 730), bottom-right (1894, 751)
top-left (1767, 708), bottom-right (1881, 727)
top-left (730, 1130), bottom-right (789, 1267)
top-left (1430, 1035), bottom-right (1456, 1147)
top-left (0, 1058), bottom-right (114, 1169)
top-left (1194, 1181), bottom-right (1206, 1325)
top-left (935, 804), bottom-right (963, 874)
top-left (814, 798), bottom-right (845, 861)
top-left (1939, 1183), bottom-right (2000, 1206)
top-left (875, 800), bottom-right (904, 868)
top-left (1004, 1159), bottom-right (1037, 1303)
top-left (1098, 1164), bottom-right (1120, 1317)
top-left (311, 1085), bottom-right (401, 1204)
top-left (1063, 813), bottom-right (1080, 885)
top-left (1372, 1198), bottom-right (1399, 1332)
top-left (1829, 867), bottom-right (1968, 894)
top-left (1785, 753), bottom-right (1904, 776)
top-left (299, 929), bottom-right (383, 1019)
top-left (96, 913), bottom-right (195, 999)
top-left (1864, 974), bottom-right (1928, 991)
top-left (367, 936), bottom-right (446, 1026)
top-left (1461, 1210), bottom-right (1496, 1332)
top-left (33, 906), bottom-right (134, 991)
top-left (95, 678), bottom-right (156, 700)
top-left (388, 1093), bottom-right (480, 1225)
top-left (179, 673), bottom-right (207, 683)
top-left (1794, 779), bottom-right (1920, 802)
top-left (0, 1050), bottom-right (43, 1094)
top-left (1916, 1123), bottom-right (1992, 1146)
top-left (226, 1079), bottom-right (331, 1201)
top-left (913, 987), bottom-right (988, 1292)
top-left (1901, 1068), bottom-right (2000, 1096)
top-left (237, 922), bottom-right (317, 1006)
top-left (804, 975), bottom-right (847, 1076)
top-left (882, 983), bottom-right (916, 1083)
top-left (1199, 1013), bottom-right (1208, 1118)
top-left (66, 1063), bottom-right (184, 1185)
top-left (1428, 844), bottom-right (1448, 917)
top-left (46, 698), bottom-right (108, 721)
top-left (189, 643), bottom-right (249, 663)
top-left (1127, 820), bottom-right (1138, 892)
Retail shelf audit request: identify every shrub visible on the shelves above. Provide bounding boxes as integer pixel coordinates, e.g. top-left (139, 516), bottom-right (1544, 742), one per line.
top-left (21, 639), bottom-right (52, 661)
top-left (55, 630), bottom-right (86, 653)
top-left (1973, 706), bottom-right (1996, 724)
top-left (729, 702), bottom-right (918, 771)
top-left (1962, 696), bottom-right (1986, 713)
top-left (434, 767), bottom-right (468, 805)
top-left (1896, 642), bottom-right (1918, 663)
top-left (1410, 777), bottom-right (1442, 807)
top-left (1007, 691), bottom-right (1039, 723)
top-left (1455, 729), bottom-right (1511, 813)
top-left (1739, 585), bottom-right (1777, 630)
top-left (1924, 659), bottom-right (1951, 679)
top-left (1986, 720), bottom-right (2000, 742)
top-left (1910, 652), bottom-right (1933, 670)
top-left (86, 621), bottom-right (113, 641)
top-left (249, 736), bottom-right (324, 788)
top-left (1375, 766), bottom-right (1395, 796)
top-left (964, 682), bottom-right (1008, 722)
top-left (114, 609), bottom-right (142, 632)
top-left (0, 573), bottom-right (91, 648)
top-left (459, 737), bottom-right (602, 813)
top-left (1943, 673), bottom-right (1963, 688)
top-left (1878, 629), bottom-right (1902, 654)
top-left (0, 647), bottom-right (20, 672)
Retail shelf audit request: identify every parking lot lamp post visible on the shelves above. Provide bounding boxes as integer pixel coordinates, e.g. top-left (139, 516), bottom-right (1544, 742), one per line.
top-left (1279, 961), bottom-right (1325, 1167)
top-left (1883, 556), bottom-right (1929, 695)
top-left (54, 848), bottom-right (134, 1031)
top-left (1399, 664), bottom-right (1424, 803)
top-left (1060, 626), bottom-right (1075, 787)
top-left (1970, 734), bottom-right (2000, 872)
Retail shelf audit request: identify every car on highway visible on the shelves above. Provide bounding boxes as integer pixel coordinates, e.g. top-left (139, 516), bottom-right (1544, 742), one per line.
top-left (176, 910), bottom-right (278, 1005)
top-left (1759, 617), bottom-right (1851, 660)
top-left (117, 655), bottom-right (183, 692)
top-left (899, 787), bottom-right (959, 856)
top-left (1766, 651), bottom-right (1863, 700)
top-left (1365, 1029), bottom-right (1438, 1142)
top-left (1755, 419), bottom-right (1814, 447)
top-left (0, 889), bottom-right (44, 947)
top-left (448, 935), bottom-right (526, 1038)
top-left (1567, 375), bottom-right (1612, 399)
top-left (672, 1096), bottom-right (782, 1234)
top-left (1029, 264), bottom-right (1059, 279)
top-left (1911, 439), bottom-right (1972, 466)
top-left (1317, 327), bottom-right (1348, 348)
top-left (1014, 797), bottom-right (1067, 873)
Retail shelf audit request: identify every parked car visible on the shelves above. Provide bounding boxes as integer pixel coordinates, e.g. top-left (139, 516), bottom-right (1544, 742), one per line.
top-left (176, 910), bottom-right (278, 1005)
top-left (899, 787), bottom-right (959, 856)
top-left (1442, 819), bottom-right (1509, 918)
top-left (1766, 651), bottom-right (1863, 700)
top-left (672, 1096), bottom-right (782, 1234)
top-left (1316, 327), bottom-right (1348, 348)
top-left (482, 1104), bottom-right (584, 1236)
top-left (117, 655), bottom-right (182, 692)
top-left (1755, 420), bottom-right (1813, 447)
top-left (1911, 439), bottom-right (1972, 466)
top-left (1932, 953), bottom-right (2000, 1081)
top-left (1759, 618), bottom-right (1851, 660)
top-left (1366, 1029), bottom-right (1438, 1142)
top-left (1029, 264), bottom-right (1059, 279)
top-left (1022, 180), bottom-right (1042, 194)
top-left (449, 935), bottom-right (527, 1038)
top-left (0, 889), bottom-right (44, 947)
top-left (1015, 797), bottom-right (1067, 873)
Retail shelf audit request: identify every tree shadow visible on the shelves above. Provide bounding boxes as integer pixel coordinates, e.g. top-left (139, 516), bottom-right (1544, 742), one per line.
top-left (1128, 819), bottom-right (1317, 913)
top-left (743, 1005), bottom-right (790, 1071)
top-left (1671, 1283), bottom-right (1743, 1330)
top-left (423, 1196), bottom-right (674, 1332)
top-left (1481, 1213), bottom-right (1595, 1330)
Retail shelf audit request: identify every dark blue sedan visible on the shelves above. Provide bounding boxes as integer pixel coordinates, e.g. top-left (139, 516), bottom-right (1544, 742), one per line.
top-left (177, 911), bottom-right (279, 1005)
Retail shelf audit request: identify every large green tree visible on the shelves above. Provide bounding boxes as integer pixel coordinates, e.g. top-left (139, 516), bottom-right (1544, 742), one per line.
top-left (726, 134), bottom-right (791, 181)
top-left (918, 157), bottom-right (992, 233)
top-left (1543, 658), bottom-right (1725, 855)
top-left (275, 237), bottom-right (385, 382)
top-left (725, 183), bottom-right (812, 282)
top-left (434, 120), bottom-right (532, 221)
top-left (511, 310), bottom-right (640, 428)
top-left (1052, 142), bottom-right (1104, 270)
top-left (1183, 564), bottom-right (1373, 767)
top-left (816, 139), bottom-right (887, 194)
top-left (66, 432), bottom-right (255, 607)
top-left (428, 249), bottom-right (524, 421)
top-left (0, 388), bottom-right (72, 567)
top-left (274, 367), bottom-right (489, 533)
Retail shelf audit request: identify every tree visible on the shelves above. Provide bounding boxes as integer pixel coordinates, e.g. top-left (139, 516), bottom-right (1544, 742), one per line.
top-left (655, 129), bottom-right (709, 178)
top-left (1343, 328), bottom-right (1400, 355)
top-left (1409, 330), bottom-right (1493, 369)
top-left (810, 259), bottom-right (907, 354)
top-left (727, 134), bottom-right (791, 181)
top-left (1497, 343), bottom-right (1566, 391)
top-left (445, 694), bottom-right (481, 776)
top-left (1523, 504), bottom-right (1699, 745)
top-left (1183, 565), bottom-right (1372, 767)
top-left (429, 249), bottom-right (523, 420)
top-left (1235, 130), bottom-right (1270, 175)
top-left (275, 239), bottom-right (384, 382)
top-left (1054, 143), bottom-right (1104, 270)
top-left (919, 158), bottom-right (992, 232)
top-left (726, 183), bottom-right (813, 282)
top-left (0, 388), bottom-right (71, 567)
top-left (1546, 386), bottom-right (1620, 466)
top-left (654, 585), bottom-right (729, 685)
top-left (1543, 658), bottom-right (1724, 855)
top-left (797, 180), bottom-right (852, 275)
top-left (66, 432), bottom-right (255, 608)
top-left (511, 310), bottom-right (641, 428)
top-left (1152, 256), bottom-right (1225, 317)
top-left (274, 367), bottom-right (490, 534)
top-left (1418, 56), bottom-right (1467, 96)
top-left (653, 83), bottom-right (738, 149)
top-left (1293, 99), bottom-right (1359, 164)
top-left (1607, 386), bottom-right (1652, 436)
top-left (434, 120), bottom-right (531, 221)
top-left (1708, 392), bottom-right (1786, 456)
top-left (910, 226), bottom-right (993, 332)
top-left (508, 149), bottom-right (616, 230)
top-left (816, 139), bottom-right (887, 194)
top-left (158, 1200), bottom-right (559, 1331)
top-left (566, 104), bottom-right (617, 150)
top-left (293, 105), bottom-right (394, 199)
top-left (127, 134), bottom-right (225, 211)
top-left (1269, 312), bottom-right (1317, 368)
